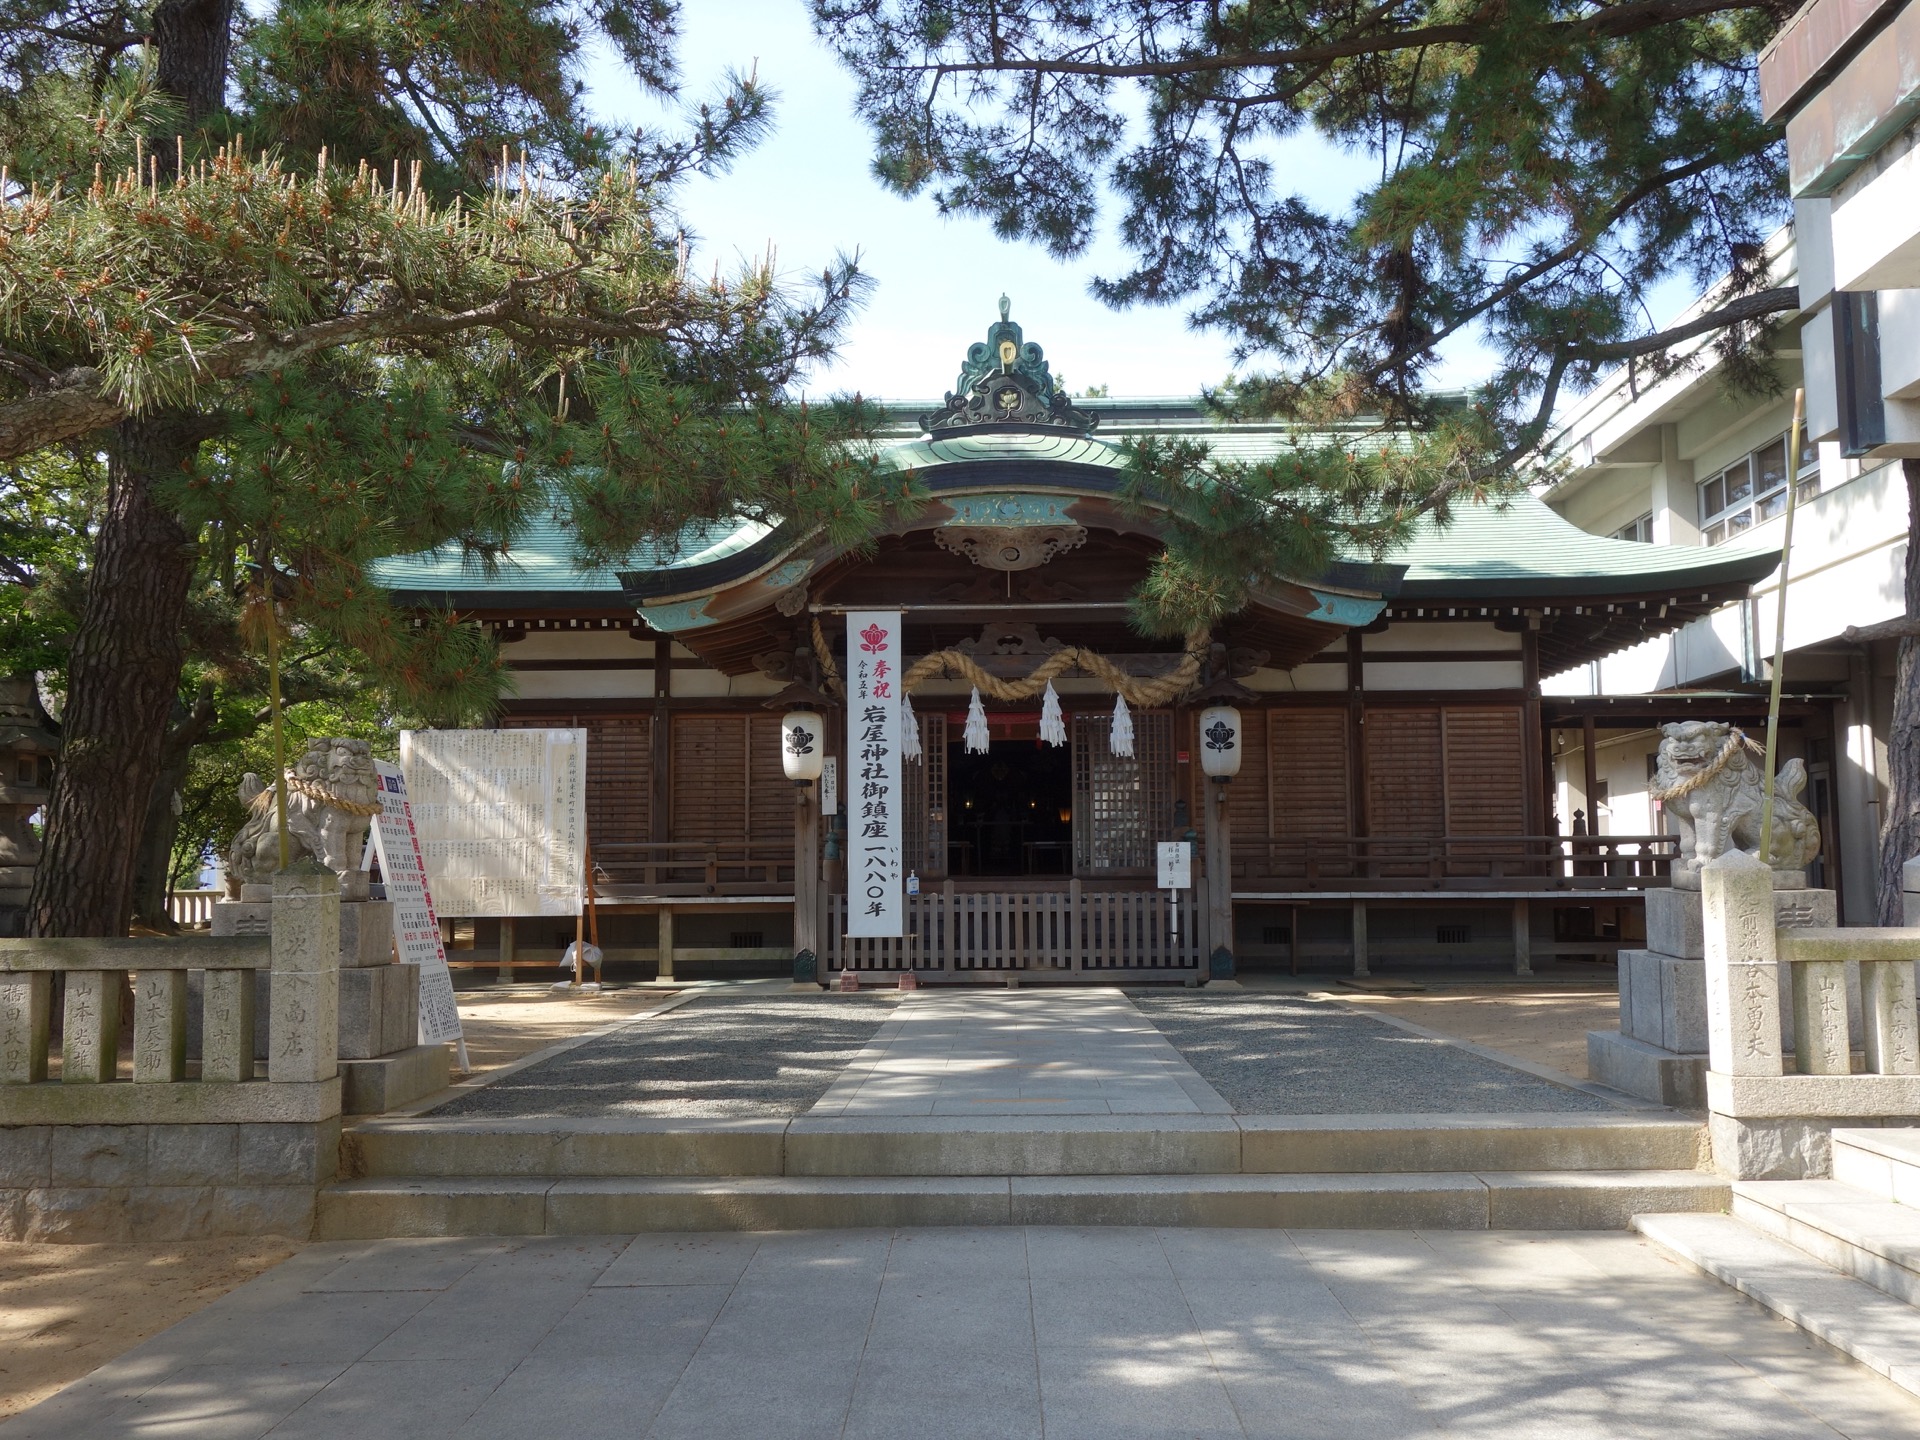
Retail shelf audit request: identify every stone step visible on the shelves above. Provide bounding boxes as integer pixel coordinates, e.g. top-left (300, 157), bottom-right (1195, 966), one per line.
top-left (314, 1169), bottom-right (1726, 1239)
top-left (1635, 1211), bottom-right (1920, 1401)
top-left (1731, 1177), bottom-right (1920, 1308)
top-left (342, 1113), bottom-right (1708, 1180)
top-left (1832, 1128), bottom-right (1920, 1206)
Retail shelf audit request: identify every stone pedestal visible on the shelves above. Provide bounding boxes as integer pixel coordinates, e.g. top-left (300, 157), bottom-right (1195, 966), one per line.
top-left (1587, 882), bottom-right (1839, 1107)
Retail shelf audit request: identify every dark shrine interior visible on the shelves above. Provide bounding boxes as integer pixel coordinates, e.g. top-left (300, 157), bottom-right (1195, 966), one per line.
top-left (946, 715), bottom-right (1074, 876)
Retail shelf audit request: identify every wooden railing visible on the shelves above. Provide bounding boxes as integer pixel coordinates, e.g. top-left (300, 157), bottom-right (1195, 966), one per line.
top-left (591, 842), bottom-right (795, 897)
top-left (826, 882), bottom-right (1203, 979)
top-left (1233, 833), bottom-right (1680, 890)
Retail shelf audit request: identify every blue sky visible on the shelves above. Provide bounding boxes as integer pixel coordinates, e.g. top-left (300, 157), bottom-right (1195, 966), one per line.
top-left (583, 1), bottom-right (1378, 403)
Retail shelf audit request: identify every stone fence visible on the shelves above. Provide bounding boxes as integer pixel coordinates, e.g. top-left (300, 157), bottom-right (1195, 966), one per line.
top-left (0, 864), bottom-right (344, 1241)
top-left (1703, 849), bottom-right (1920, 1179)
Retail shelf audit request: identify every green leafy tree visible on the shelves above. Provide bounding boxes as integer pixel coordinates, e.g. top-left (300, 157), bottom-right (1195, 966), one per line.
top-left (814, 0), bottom-right (1797, 629)
top-left (1, 0), bottom-right (909, 935)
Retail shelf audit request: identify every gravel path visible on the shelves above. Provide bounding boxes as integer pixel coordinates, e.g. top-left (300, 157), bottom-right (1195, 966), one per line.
top-left (432, 993), bottom-right (903, 1119)
top-left (1131, 992), bottom-right (1619, 1114)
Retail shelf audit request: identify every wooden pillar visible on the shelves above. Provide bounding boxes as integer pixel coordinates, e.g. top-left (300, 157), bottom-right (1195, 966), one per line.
top-left (496, 917), bottom-right (515, 984)
top-left (657, 906), bottom-right (675, 983)
top-left (1581, 713), bottom-right (1600, 829)
top-left (1204, 777), bottom-right (1234, 978)
top-left (794, 781), bottom-right (821, 977)
top-left (1351, 901), bottom-right (1369, 978)
top-left (650, 640), bottom-right (672, 842)
top-left (1511, 897), bottom-right (1533, 978)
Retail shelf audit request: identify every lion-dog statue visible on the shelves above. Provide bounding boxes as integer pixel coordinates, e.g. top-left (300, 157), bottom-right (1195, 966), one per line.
top-left (226, 737), bottom-right (382, 897)
top-left (1650, 720), bottom-right (1820, 875)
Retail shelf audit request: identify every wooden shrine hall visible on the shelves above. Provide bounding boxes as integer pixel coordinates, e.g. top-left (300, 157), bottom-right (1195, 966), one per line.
top-left (373, 302), bottom-right (1780, 985)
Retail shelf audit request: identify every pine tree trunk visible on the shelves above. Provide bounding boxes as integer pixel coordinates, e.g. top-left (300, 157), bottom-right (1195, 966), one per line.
top-left (1876, 459), bottom-right (1920, 924)
top-left (24, 0), bottom-right (233, 936)
top-left (27, 415), bottom-right (201, 935)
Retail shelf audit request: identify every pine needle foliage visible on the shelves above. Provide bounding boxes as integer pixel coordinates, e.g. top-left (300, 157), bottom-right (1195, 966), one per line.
top-left (816, 0), bottom-right (1800, 624)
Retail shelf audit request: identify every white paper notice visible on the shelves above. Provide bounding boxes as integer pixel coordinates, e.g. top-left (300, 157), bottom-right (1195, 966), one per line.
top-left (369, 761), bottom-right (464, 1048)
top-left (847, 611), bottom-right (903, 936)
top-left (399, 729), bottom-right (587, 917)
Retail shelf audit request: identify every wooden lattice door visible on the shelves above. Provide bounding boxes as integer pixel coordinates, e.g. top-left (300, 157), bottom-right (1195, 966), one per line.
top-left (1072, 709), bottom-right (1174, 875)
top-left (902, 710), bottom-right (948, 878)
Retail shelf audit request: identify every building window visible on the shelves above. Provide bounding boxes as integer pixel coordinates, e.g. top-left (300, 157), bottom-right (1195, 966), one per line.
top-left (1613, 513), bottom-right (1654, 543)
top-left (1698, 427), bottom-right (1817, 545)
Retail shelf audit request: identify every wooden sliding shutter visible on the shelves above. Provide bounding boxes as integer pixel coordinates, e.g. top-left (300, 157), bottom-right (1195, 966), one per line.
top-left (1441, 707), bottom-right (1527, 837)
top-left (670, 715), bottom-right (749, 842)
top-left (1364, 708), bottom-right (1445, 838)
top-left (746, 714), bottom-right (789, 842)
top-left (1267, 710), bottom-right (1353, 839)
top-left (669, 713), bottom-right (794, 844)
top-left (503, 714), bottom-right (651, 847)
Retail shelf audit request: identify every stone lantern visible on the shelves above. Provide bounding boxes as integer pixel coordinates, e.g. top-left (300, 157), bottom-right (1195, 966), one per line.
top-left (0, 678), bottom-right (59, 936)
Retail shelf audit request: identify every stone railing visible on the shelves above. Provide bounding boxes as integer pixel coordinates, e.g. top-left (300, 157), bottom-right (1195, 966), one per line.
top-left (1702, 849), bottom-right (1920, 1178)
top-left (0, 864), bottom-right (343, 1241)
top-left (166, 887), bottom-right (223, 929)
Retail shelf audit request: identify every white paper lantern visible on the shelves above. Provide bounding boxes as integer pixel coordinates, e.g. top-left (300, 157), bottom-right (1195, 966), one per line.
top-left (1198, 706), bottom-right (1244, 779)
top-left (780, 710), bottom-right (825, 782)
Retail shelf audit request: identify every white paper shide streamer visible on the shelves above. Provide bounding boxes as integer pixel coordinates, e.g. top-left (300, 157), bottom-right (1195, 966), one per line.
top-left (1039, 680), bottom-right (1066, 747)
top-left (901, 691), bottom-right (922, 762)
top-left (1109, 693), bottom-right (1135, 757)
top-left (964, 687), bottom-right (991, 754)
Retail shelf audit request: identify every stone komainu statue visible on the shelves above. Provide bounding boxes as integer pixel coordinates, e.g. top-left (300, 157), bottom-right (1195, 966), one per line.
top-left (225, 737), bottom-right (382, 896)
top-left (1649, 721), bottom-right (1820, 874)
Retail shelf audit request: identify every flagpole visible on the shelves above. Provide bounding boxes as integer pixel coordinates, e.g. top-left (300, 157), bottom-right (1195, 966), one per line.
top-left (1759, 389), bottom-right (1807, 864)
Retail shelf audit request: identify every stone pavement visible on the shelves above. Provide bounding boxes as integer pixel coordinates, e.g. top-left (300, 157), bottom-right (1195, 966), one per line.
top-left (9, 1227), bottom-right (1920, 1438)
top-left (810, 988), bottom-right (1232, 1116)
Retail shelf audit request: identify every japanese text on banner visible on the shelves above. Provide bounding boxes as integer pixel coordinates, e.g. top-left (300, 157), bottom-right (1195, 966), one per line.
top-left (846, 610), bottom-right (904, 937)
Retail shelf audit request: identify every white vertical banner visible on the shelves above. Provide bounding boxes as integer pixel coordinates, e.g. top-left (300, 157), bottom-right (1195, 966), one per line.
top-left (847, 610), bottom-right (904, 936)
top-left (369, 760), bottom-right (466, 1052)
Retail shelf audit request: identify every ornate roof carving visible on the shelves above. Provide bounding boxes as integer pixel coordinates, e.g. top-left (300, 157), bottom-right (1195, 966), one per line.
top-left (918, 295), bottom-right (1098, 437)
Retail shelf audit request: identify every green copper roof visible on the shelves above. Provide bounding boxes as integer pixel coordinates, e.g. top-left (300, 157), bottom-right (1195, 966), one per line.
top-left (875, 430), bottom-right (1131, 475)
top-left (367, 513), bottom-right (771, 598)
top-left (1391, 491), bottom-right (1778, 597)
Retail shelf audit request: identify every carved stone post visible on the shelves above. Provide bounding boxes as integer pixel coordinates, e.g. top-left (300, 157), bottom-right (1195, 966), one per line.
top-left (201, 969), bottom-right (255, 1082)
top-left (0, 971), bottom-right (50, 1082)
top-left (132, 969), bottom-right (187, 1083)
top-left (1703, 849), bottom-right (1783, 1077)
top-left (61, 970), bottom-right (123, 1083)
top-left (269, 860), bottom-right (339, 1084)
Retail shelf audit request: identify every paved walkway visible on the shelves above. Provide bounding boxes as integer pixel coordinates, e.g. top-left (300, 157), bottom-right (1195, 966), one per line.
top-left (810, 989), bottom-right (1232, 1115)
top-left (9, 1227), bottom-right (1919, 1438)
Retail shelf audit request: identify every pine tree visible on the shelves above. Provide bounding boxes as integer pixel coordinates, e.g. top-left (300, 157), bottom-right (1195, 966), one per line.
top-left (1, 0), bottom-right (906, 934)
top-left (815, 0), bottom-right (1798, 628)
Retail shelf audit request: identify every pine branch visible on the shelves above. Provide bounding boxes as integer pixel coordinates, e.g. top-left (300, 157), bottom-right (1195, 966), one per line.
top-left (911, 0), bottom-right (1765, 83)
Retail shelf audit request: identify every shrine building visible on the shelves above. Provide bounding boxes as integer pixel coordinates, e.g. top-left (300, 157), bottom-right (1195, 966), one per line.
top-left (372, 304), bottom-right (1782, 984)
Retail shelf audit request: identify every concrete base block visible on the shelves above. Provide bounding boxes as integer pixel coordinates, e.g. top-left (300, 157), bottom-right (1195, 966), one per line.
top-left (1645, 885), bottom-right (1835, 961)
top-left (339, 901), bottom-right (395, 968)
top-left (210, 901), bottom-right (272, 938)
top-left (344, 1117), bottom-right (790, 1178)
top-left (315, 1177), bottom-right (551, 1240)
top-left (339, 1044), bottom-right (453, 1116)
top-left (1709, 1112), bottom-right (1895, 1180)
top-left (336, 965), bottom-right (418, 1061)
top-left (0, 1180), bottom-right (318, 1241)
top-left (1587, 1029), bottom-right (1706, 1108)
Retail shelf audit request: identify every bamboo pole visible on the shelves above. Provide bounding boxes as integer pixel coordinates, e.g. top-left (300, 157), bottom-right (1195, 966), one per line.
top-left (1759, 389), bottom-right (1807, 864)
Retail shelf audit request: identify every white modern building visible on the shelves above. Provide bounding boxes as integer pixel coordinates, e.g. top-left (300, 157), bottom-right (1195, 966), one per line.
top-left (1539, 225), bottom-right (1904, 925)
